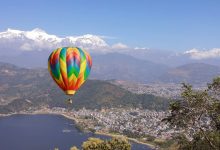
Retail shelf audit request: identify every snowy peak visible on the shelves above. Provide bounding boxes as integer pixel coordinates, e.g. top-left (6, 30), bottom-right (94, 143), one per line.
top-left (0, 28), bottom-right (23, 38)
top-left (31, 28), bottom-right (46, 33)
top-left (1, 28), bottom-right (60, 43)
top-left (7, 28), bottom-right (23, 34)
top-left (66, 34), bottom-right (108, 48)
top-left (0, 28), bottom-right (109, 52)
top-left (24, 28), bottom-right (61, 42)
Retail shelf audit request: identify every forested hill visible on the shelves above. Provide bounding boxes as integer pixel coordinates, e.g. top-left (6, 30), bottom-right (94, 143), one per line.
top-left (0, 62), bottom-right (169, 114)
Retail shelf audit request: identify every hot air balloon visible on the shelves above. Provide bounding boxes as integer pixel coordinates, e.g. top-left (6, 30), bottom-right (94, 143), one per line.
top-left (48, 47), bottom-right (92, 103)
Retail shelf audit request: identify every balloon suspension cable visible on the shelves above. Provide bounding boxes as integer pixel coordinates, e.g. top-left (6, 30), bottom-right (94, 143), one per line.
top-left (66, 97), bottom-right (73, 112)
top-left (67, 98), bottom-right (73, 104)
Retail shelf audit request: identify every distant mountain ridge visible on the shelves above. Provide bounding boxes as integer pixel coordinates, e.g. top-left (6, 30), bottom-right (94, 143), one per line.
top-left (159, 63), bottom-right (220, 84)
top-left (0, 62), bottom-right (169, 114)
top-left (90, 53), bottom-right (169, 83)
top-left (0, 52), bottom-right (170, 82)
top-left (0, 53), bottom-right (219, 85)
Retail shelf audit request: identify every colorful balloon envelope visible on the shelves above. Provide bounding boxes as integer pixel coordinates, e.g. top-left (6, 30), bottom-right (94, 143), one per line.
top-left (48, 47), bottom-right (92, 95)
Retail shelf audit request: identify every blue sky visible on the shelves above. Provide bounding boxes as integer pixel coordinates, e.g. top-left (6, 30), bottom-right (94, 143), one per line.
top-left (0, 0), bottom-right (220, 51)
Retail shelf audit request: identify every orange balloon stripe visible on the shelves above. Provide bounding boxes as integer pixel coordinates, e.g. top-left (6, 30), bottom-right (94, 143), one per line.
top-left (87, 53), bottom-right (92, 67)
top-left (74, 74), bottom-right (84, 90)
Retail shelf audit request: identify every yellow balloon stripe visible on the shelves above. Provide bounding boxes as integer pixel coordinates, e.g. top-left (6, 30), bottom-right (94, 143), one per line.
top-left (60, 58), bottom-right (68, 85)
top-left (79, 59), bottom-right (87, 75)
top-left (69, 74), bottom-right (77, 87)
top-left (76, 53), bottom-right (87, 89)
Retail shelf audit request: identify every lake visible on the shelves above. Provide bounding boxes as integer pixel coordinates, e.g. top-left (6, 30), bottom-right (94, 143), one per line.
top-left (0, 114), bottom-right (152, 150)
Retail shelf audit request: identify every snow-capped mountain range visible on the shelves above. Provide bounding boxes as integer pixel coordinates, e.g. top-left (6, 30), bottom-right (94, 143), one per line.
top-left (0, 28), bottom-right (219, 67)
top-left (0, 28), bottom-right (110, 53)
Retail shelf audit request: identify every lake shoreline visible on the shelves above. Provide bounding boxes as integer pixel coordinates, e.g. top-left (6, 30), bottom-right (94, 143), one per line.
top-left (0, 112), bottom-right (156, 149)
top-left (95, 131), bottom-right (156, 149)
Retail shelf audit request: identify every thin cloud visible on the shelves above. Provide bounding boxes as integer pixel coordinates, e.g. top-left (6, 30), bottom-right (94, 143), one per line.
top-left (184, 48), bottom-right (220, 59)
top-left (98, 35), bottom-right (117, 40)
top-left (112, 43), bottom-right (128, 49)
top-left (134, 47), bottom-right (149, 50)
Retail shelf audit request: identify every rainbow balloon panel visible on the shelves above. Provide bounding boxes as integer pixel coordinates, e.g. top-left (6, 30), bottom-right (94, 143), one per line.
top-left (48, 47), bottom-right (92, 95)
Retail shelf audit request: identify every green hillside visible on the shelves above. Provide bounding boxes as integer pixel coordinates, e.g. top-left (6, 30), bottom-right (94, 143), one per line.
top-left (0, 62), bottom-right (169, 114)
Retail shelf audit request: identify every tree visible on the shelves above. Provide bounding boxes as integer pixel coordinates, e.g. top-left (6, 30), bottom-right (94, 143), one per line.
top-left (108, 137), bottom-right (131, 150)
top-left (82, 138), bottom-right (104, 150)
top-left (70, 146), bottom-right (79, 150)
top-left (80, 136), bottom-right (131, 150)
top-left (163, 77), bottom-right (220, 150)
